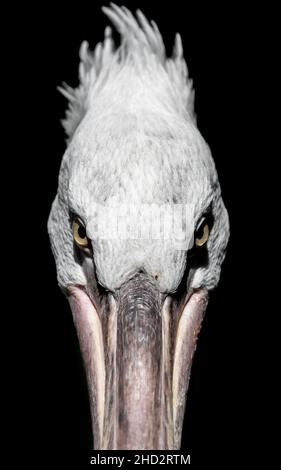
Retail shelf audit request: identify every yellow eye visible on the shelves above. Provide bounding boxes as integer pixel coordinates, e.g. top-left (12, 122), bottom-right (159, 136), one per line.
top-left (72, 218), bottom-right (90, 248)
top-left (195, 221), bottom-right (209, 247)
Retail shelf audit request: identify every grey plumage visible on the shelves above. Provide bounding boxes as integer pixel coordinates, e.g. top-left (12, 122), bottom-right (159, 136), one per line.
top-left (48, 4), bottom-right (230, 450)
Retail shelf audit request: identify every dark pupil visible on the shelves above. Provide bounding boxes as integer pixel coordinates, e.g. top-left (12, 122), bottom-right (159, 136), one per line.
top-left (78, 224), bottom-right (86, 239)
top-left (196, 223), bottom-right (204, 240)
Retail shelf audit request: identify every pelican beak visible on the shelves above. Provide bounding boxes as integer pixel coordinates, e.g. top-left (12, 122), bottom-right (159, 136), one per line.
top-left (68, 274), bottom-right (208, 450)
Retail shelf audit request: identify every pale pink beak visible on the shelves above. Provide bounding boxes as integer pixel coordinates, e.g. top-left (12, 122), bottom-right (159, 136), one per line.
top-left (68, 277), bottom-right (208, 450)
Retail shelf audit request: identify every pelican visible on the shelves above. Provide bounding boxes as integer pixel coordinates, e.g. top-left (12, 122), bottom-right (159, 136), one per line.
top-left (48, 3), bottom-right (230, 450)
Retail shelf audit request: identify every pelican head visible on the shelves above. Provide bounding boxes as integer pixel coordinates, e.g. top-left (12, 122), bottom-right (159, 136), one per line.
top-left (48, 4), bottom-right (229, 450)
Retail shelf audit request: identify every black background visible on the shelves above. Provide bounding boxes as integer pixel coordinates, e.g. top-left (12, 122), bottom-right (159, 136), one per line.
top-left (7, 1), bottom-right (264, 467)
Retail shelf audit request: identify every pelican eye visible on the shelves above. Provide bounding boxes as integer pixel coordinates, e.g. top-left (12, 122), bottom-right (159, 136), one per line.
top-left (72, 218), bottom-right (90, 248)
top-left (195, 219), bottom-right (209, 247)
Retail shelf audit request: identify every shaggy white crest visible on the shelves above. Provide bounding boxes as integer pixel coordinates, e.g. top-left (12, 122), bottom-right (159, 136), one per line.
top-left (59, 3), bottom-right (195, 140)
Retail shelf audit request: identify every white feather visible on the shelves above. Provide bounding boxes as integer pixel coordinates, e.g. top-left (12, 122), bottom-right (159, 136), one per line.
top-left (59, 3), bottom-right (195, 140)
